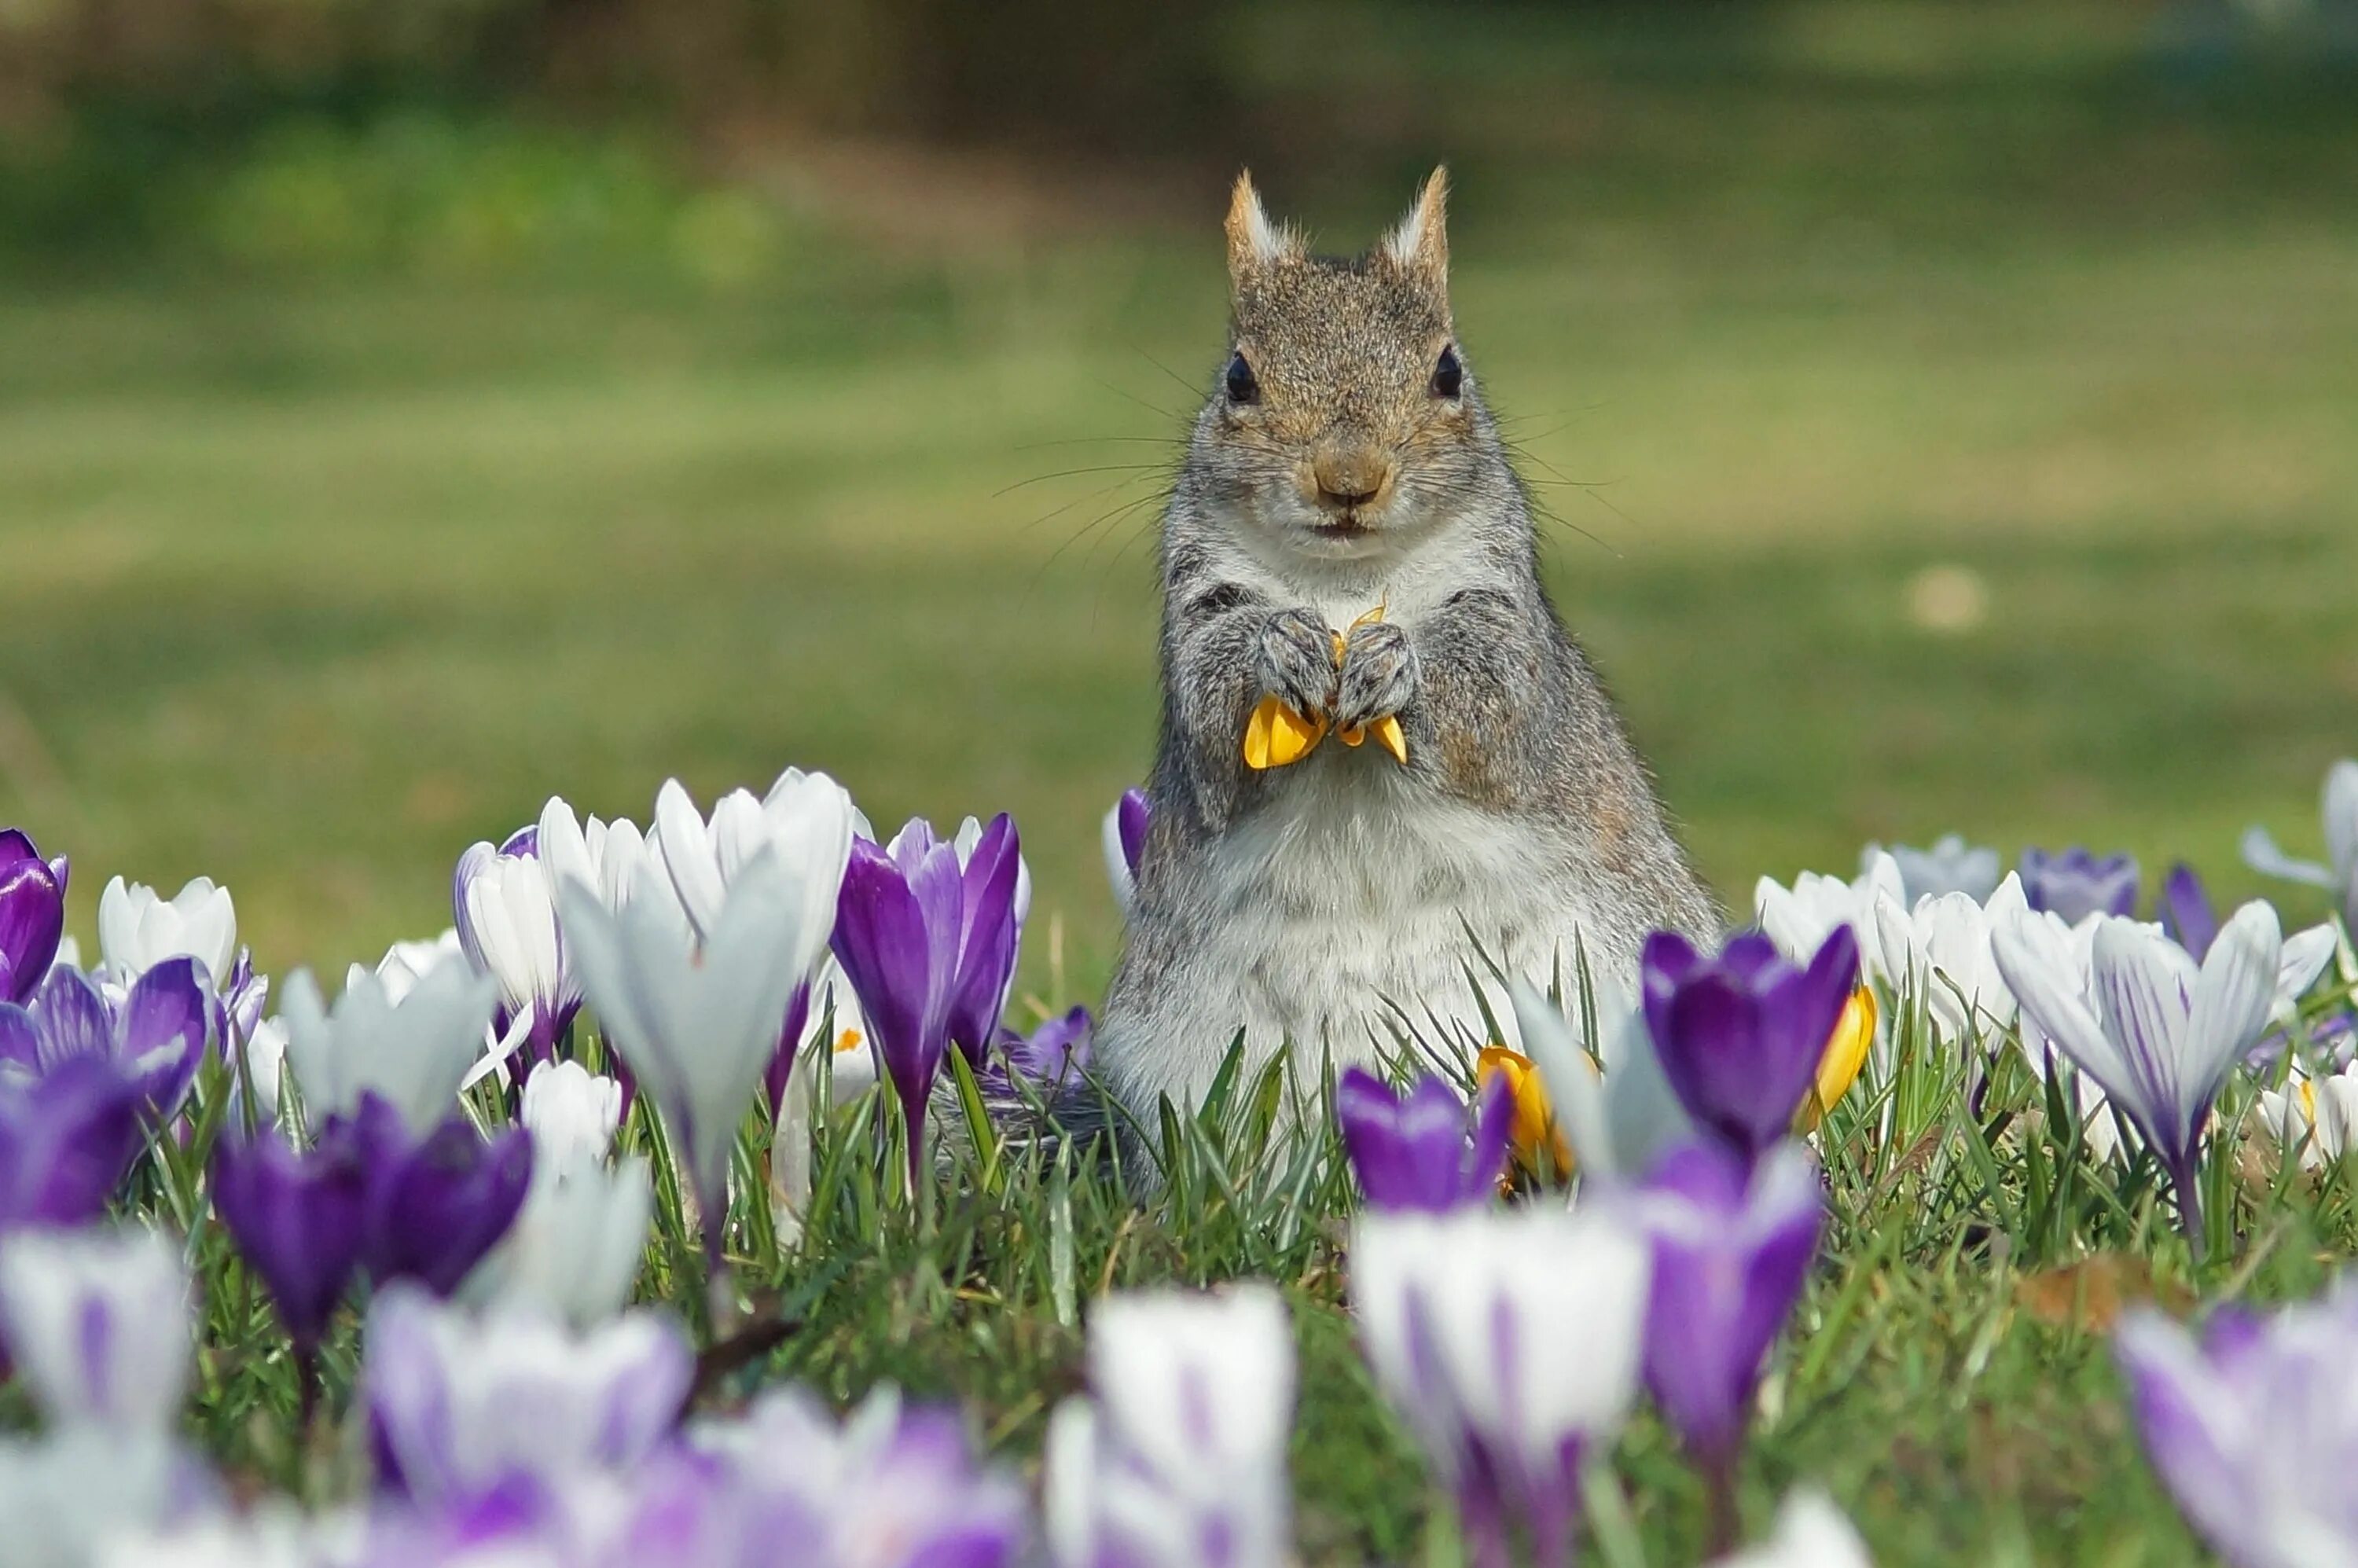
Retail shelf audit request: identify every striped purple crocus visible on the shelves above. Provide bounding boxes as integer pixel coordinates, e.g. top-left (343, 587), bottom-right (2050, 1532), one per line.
top-left (1351, 1205), bottom-right (1651, 1568)
top-left (0, 829), bottom-right (67, 1007)
top-left (1335, 1068), bottom-right (1511, 1213)
top-left (2117, 1283), bottom-right (2358, 1567)
top-left (1995, 900), bottom-right (2283, 1253)
top-left (1640, 927), bottom-right (1858, 1170)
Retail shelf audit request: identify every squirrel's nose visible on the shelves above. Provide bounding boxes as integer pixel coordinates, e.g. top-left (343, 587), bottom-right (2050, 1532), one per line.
top-left (1310, 447), bottom-right (1394, 512)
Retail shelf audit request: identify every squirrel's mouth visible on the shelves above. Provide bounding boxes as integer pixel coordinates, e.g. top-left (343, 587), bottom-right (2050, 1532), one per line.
top-left (1311, 513), bottom-right (1374, 539)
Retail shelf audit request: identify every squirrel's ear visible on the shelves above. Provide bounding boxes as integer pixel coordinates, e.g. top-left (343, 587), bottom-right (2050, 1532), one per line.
top-left (1381, 166), bottom-right (1449, 287)
top-left (1225, 171), bottom-right (1297, 285)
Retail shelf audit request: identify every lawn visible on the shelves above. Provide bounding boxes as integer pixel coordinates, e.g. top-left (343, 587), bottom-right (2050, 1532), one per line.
top-left (2, 3), bottom-right (2356, 1560)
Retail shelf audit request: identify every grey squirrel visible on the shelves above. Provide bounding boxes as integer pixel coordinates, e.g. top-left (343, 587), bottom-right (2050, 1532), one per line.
top-left (1093, 169), bottom-right (1721, 1125)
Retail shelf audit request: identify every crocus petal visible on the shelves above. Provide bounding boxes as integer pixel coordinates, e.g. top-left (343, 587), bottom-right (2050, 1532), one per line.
top-left (2178, 902), bottom-right (2281, 1132)
top-left (115, 957), bottom-right (212, 1121)
top-left (2158, 865), bottom-right (2220, 962)
top-left (0, 855), bottom-right (64, 1006)
top-left (2239, 824), bottom-right (2336, 890)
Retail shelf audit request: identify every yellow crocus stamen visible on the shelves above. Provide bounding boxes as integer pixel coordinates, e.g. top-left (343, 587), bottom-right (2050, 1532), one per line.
top-left (1795, 984), bottom-right (1877, 1133)
top-left (1478, 1045), bottom-right (1573, 1176)
top-left (2300, 1075), bottom-right (2317, 1126)
top-left (833, 1028), bottom-right (865, 1055)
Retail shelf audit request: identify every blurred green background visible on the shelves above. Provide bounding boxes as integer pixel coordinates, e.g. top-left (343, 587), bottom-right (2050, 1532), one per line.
top-left (2, 0), bottom-right (2355, 991)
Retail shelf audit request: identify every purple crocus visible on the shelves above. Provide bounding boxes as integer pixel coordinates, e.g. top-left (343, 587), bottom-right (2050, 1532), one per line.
top-left (1335, 1068), bottom-right (1511, 1212)
top-left (0, 959), bottom-right (212, 1126)
top-left (2158, 863), bottom-right (2220, 961)
top-left (1635, 1140), bottom-right (1823, 1544)
top-left (0, 1054), bottom-right (146, 1232)
top-left (0, 829), bottom-right (68, 1006)
top-left (981, 1005), bottom-right (1093, 1100)
top-left (2117, 1286), bottom-right (2358, 1567)
top-left (347, 1097), bottom-right (534, 1297)
top-left (2019, 846), bottom-right (2141, 924)
top-left (832, 817), bottom-right (1023, 1184)
top-left (1640, 927), bottom-right (1858, 1167)
top-left (209, 1122), bottom-right (370, 1353)
top-left (1102, 788), bottom-right (1151, 912)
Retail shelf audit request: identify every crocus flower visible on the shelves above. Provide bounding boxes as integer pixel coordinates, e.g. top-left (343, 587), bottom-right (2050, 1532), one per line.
top-left (0, 1224), bottom-right (189, 1435)
top-left (2018, 846), bottom-right (2140, 924)
top-left (349, 1098), bottom-right (534, 1298)
top-left (559, 850), bottom-right (821, 1274)
top-left (1511, 976), bottom-right (1694, 1187)
top-left (1337, 1068), bottom-right (1509, 1211)
top-left (1711, 1491), bottom-right (1872, 1568)
top-left (982, 1004), bottom-right (1093, 1101)
top-left (279, 953), bottom-right (500, 1137)
top-left (2253, 1060), bottom-right (2358, 1171)
top-left (1869, 874), bottom-right (2026, 1049)
top-left (1872, 833), bottom-right (2001, 905)
top-left (696, 1385), bottom-right (1027, 1568)
top-left (0, 829), bottom-right (67, 1005)
top-left (1101, 788), bottom-right (1151, 914)
top-left (1635, 1142), bottom-right (1823, 1478)
top-left (2242, 757), bottom-right (2358, 931)
top-left (359, 932), bottom-right (466, 1004)
top-left (1475, 1046), bottom-right (1572, 1177)
top-left (1800, 986), bottom-right (1876, 1134)
top-left (2158, 863), bottom-right (2221, 961)
top-left (0, 1056), bottom-right (146, 1232)
top-left (208, 1123), bottom-right (369, 1353)
top-left (832, 817), bottom-right (1025, 1184)
top-left (1641, 928), bottom-right (1860, 1168)
top-left (771, 954), bottom-right (872, 1115)
top-left (0, 958), bottom-right (212, 1125)
top-left (454, 804), bottom-right (582, 1067)
top-left (2116, 1283), bottom-right (2358, 1568)
top-left (96, 876), bottom-right (237, 988)
top-left (519, 1059), bottom-right (623, 1170)
top-left (538, 798), bottom-right (662, 922)
top-left (363, 1284), bottom-right (693, 1506)
top-left (1995, 901), bottom-right (2283, 1247)
top-left (1752, 852), bottom-right (1901, 987)
top-left (1351, 1205), bottom-right (1651, 1568)
top-left (1045, 1284), bottom-right (1293, 1568)
top-left (464, 1150), bottom-right (652, 1330)
top-left (0, 1428), bottom-right (194, 1568)
top-left (649, 771), bottom-right (857, 947)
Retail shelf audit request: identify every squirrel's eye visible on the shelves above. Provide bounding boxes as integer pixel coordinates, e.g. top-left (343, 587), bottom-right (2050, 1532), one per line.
top-left (1431, 345), bottom-right (1464, 399)
top-left (1225, 352), bottom-right (1259, 405)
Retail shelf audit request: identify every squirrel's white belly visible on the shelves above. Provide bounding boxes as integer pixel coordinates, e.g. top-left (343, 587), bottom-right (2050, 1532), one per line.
top-left (1131, 749), bottom-right (1611, 1103)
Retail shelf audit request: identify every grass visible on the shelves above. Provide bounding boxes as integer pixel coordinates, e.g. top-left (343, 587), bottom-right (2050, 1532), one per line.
top-left (3, 3), bottom-right (2358, 1559)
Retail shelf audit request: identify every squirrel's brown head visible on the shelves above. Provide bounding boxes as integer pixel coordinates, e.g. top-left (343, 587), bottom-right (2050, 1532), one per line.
top-left (1203, 168), bottom-right (1491, 561)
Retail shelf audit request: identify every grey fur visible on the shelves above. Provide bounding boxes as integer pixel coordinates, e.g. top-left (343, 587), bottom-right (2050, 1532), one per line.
top-left (1096, 171), bottom-right (1721, 1128)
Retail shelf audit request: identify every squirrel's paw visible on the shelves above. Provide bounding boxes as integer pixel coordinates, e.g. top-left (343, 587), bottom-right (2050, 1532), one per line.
top-left (1256, 608), bottom-right (1339, 721)
top-left (1335, 620), bottom-right (1419, 732)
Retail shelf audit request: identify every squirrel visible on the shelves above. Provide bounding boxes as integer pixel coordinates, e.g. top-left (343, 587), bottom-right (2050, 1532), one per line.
top-left (1094, 169), bottom-right (1721, 1126)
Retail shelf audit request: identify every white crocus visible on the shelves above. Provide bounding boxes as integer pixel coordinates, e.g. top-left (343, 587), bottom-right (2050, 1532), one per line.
top-left (1873, 833), bottom-right (2001, 905)
top-left (280, 952), bottom-right (499, 1135)
top-left (1756, 852), bottom-right (1905, 986)
top-left (2275, 924), bottom-right (2343, 1026)
top-left (352, 931), bottom-right (465, 1004)
top-left (1045, 1286), bottom-right (1293, 1568)
top-left (0, 1225), bottom-right (189, 1436)
top-left (559, 850), bottom-right (825, 1266)
top-left (1351, 1205), bottom-right (1649, 1547)
top-left (0, 1429), bottom-right (185, 1567)
top-left (2254, 1062), bottom-right (2358, 1171)
top-left (539, 798), bottom-right (663, 922)
top-left (96, 876), bottom-right (237, 986)
top-left (453, 802), bottom-right (582, 1053)
top-left (1871, 874), bottom-right (2028, 1048)
top-left (520, 1059), bottom-right (624, 1169)
top-left (648, 769), bottom-right (857, 949)
top-left (2242, 758), bottom-right (2358, 929)
top-left (1713, 1491), bottom-right (1874, 1567)
top-left (1996, 902), bottom-right (2283, 1225)
top-left (1509, 973), bottom-right (1691, 1186)
top-left (466, 1151), bottom-right (653, 1329)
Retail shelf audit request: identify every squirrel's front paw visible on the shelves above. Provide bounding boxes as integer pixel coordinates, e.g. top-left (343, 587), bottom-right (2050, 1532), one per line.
top-left (1335, 620), bottom-right (1419, 731)
top-left (1256, 608), bottom-right (1339, 720)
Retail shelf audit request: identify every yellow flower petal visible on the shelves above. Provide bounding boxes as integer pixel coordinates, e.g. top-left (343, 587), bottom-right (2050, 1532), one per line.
top-left (1478, 1045), bottom-right (1573, 1176)
top-left (1243, 696), bottom-right (1327, 769)
top-left (1796, 985), bottom-right (1876, 1133)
